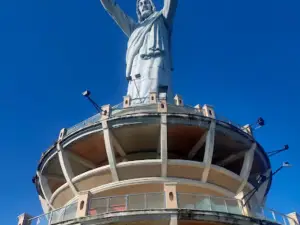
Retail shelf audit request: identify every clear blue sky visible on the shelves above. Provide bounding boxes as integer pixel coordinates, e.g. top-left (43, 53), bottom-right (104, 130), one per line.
top-left (1, 0), bottom-right (299, 224)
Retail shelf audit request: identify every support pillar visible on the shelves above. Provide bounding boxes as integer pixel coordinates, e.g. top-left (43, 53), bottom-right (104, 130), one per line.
top-left (76, 192), bottom-right (91, 218)
top-left (169, 215), bottom-right (178, 225)
top-left (37, 172), bottom-right (54, 210)
top-left (17, 213), bottom-right (32, 225)
top-left (57, 143), bottom-right (78, 196)
top-left (237, 142), bottom-right (257, 193)
top-left (202, 120), bottom-right (216, 182)
top-left (287, 212), bottom-right (300, 225)
top-left (235, 192), bottom-right (252, 217)
top-left (102, 120), bottom-right (119, 181)
top-left (161, 114), bottom-right (168, 177)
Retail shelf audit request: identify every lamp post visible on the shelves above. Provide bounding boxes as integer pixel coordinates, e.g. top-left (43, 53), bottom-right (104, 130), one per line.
top-left (243, 162), bottom-right (292, 206)
top-left (267, 145), bottom-right (289, 157)
top-left (251, 117), bottom-right (265, 130)
top-left (82, 90), bottom-right (101, 113)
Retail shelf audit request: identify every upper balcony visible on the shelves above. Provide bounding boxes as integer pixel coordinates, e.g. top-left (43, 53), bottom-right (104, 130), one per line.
top-left (33, 96), bottom-right (271, 215)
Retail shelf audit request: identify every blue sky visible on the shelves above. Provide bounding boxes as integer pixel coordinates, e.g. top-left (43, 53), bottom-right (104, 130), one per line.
top-left (1, 0), bottom-right (299, 224)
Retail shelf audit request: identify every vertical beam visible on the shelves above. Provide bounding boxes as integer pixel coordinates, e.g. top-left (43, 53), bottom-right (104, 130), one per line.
top-left (235, 192), bottom-right (252, 217)
top-left (37, 172), bottom-right (54, 210)
top-left (202, 120), bottom-right (216, 182)
top-left (57, 143), bottom-right (78, 196)
top-left (237, 142), bottom-right (257, 193)
top-left (161, 114), bottom-right (168, 177)
top-left (39, 195), bottom-right (51, 213)
top-left (255, 168), bottom-right (271, 205)
top-left (102, 120), bottom-right (119, 181)
top-left (17, 213), bottom-right (32, 225)
top-left (169, 215), bottom-right (178, 225)
top-left (188, 131), bottom-right (208, 159)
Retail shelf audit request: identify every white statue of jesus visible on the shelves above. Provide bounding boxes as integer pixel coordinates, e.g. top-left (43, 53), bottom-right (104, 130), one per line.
top-left (100, 0), bottom-right (177, 104)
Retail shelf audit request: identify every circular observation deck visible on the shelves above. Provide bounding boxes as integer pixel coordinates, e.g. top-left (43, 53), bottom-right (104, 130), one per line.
top-left (33, 101), bottom-right (271, 213)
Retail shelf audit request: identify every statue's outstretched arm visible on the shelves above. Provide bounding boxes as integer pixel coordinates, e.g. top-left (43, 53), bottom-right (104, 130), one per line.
top-left (162, 0), bottom-right (178, 29)
top-left (100, 0), bottom-right (136, 37)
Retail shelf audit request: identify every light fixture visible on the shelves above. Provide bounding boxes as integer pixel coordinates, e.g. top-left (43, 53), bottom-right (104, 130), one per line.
top-left (267, 145), bottom-right (289, 157)
top-left (82, 90), bottom-right (101, 113)
top-left (243, 161), bottom-right (292, 206)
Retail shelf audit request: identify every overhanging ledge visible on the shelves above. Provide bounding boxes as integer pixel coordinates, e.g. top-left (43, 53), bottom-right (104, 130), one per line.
top-left (58, 209), bottom-right (279, 225)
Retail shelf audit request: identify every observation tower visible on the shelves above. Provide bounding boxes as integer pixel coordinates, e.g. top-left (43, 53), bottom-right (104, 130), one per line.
top-left (18, 96), bottom-right (299, 225)
top-left (18, 0), bottom-right (299, 225)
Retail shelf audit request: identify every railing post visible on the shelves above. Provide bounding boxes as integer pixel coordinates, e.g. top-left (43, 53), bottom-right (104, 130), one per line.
top-left (17, 213), bottom-right (32, 225)
top-left (208, 196), bottom-right (212, 211)
top-left (125, 195), bottom-right (128, 211)
top-left (271, 210), bottom-right (277, 221)
top-left (235, 192), bottom-right (252, 217)
top-left (76, 192), bottom-right (91, 219)
top-left (164, 183), bottom-right (178, 209)
top-left (282, 215), bottom-right (288, 225)
top-left (60, 207), bottom-right (66, 223)
top-left (47, 211), bottom-right (53, 225)
top-left (144, 193), bottom-right (147, 209)
top-left (107, 197), bottom-right (110, 213)
top-left (224, 199), bottom-right (229, 213)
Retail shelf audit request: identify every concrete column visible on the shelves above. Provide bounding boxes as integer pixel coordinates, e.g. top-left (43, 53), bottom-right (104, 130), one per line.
top-left (287, 212), bottom-right (300, 225)
top-left (169, 215), bottom-right (178, 225)
top-left (76, 192), bottom-right (91, 218)
top-left (39, 195), bottom-right (51, 213)
top-left (102, 120), bottom-right (119, 181)
top-left (161, 114), bottom-right (168, 177)
top-left (164, 183), bottom-right (177, 209)
top-left (202, 120), bottom-right (216, 182)
top-left (57, 143), bottom-right (78, 196)
top-left (235, 192), bottom-right (252, 217)
top-left (17, 213), bottom-right (32, 225)
top-left (256, 168), bottom-right (271, 205)
top-left (237, 142), bottom-right (257, 193)
top-left (37, 172), bottom-right (54, 210)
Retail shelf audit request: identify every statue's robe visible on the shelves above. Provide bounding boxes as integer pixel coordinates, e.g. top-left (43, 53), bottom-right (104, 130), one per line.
top-left (100, 0), bottom-right (177, 104)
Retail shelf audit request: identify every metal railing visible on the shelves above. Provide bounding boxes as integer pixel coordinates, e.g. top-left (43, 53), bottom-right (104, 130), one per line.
top-left (88, 192), bottom-right (165, 216)
top-left (66, 113), bottom-right (101, 136)
top-left (177, 193), bottom-right (297, 225)
top-left (177, 193), bottom-right (244, 215)
top-left (254, 206), bottom-right (297, 225)
top-left (26, 193), bottom-right (298, 225)
top-left (28, 202), bottom-right (77, 225)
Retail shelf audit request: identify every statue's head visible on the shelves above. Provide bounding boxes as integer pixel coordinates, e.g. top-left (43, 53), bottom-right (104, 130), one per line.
top-left (136, 0), bottom-right (156, 22)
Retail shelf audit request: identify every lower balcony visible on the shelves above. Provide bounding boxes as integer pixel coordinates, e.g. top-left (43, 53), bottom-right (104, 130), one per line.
top-left (24, 193), bottom-right (298, 225)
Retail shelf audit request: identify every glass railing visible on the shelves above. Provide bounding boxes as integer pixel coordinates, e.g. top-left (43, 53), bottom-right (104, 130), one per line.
top-left (28, 202), bottom-right (77, 225)
top-left (177, 193), bottom-right (244, 215)
top-left (64, 102), bottom-right (207, 138)
top-left (88, 192), bottom-right (165, 216)
top-left (26, 193), bottom-right (298, 225)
